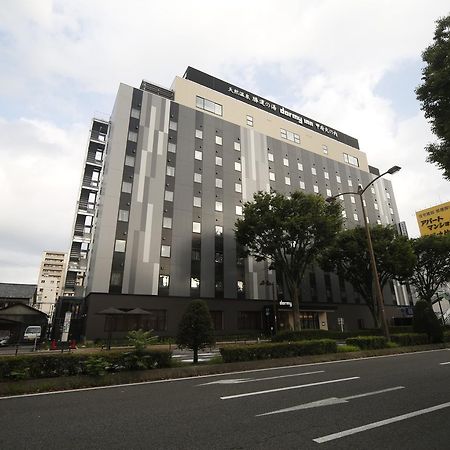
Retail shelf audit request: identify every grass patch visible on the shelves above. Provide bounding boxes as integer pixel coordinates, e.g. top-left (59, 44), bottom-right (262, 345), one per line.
top-left (337, 345), bottom-right (360, 353)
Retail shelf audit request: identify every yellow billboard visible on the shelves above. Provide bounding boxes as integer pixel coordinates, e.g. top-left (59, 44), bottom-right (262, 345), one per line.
top-left (416, 201), bottom-right (450, 236)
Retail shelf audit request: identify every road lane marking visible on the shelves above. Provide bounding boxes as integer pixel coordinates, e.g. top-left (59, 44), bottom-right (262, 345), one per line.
top-left (198, 370), bottom-right (324, 386)
top-left (439, 362), bottom-right (450, 365)
top-left (220, 376), bottom-right (359, 400)
top-left (1, 348), bottom-right (446, 400)
top-left (257, 386), bottom-right (404, 416)
top-left (313, 401), bottom-right (450, 443)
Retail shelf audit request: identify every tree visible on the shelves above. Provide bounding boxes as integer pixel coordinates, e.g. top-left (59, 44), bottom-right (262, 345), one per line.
top-left (408, 234), bottom-right (450, 304)
top-left (320, 226), bottom-right (416, 327)
top-left (412, 300), bottom-right (443, 343)
top-left (176, 300), bottom-right (215, 364)
top-left (235, 190), bottom-right (343, 331)
top-left (127, 329), bottom-right (157, 354)
top-left (415, 15), bottom-right (450, 180)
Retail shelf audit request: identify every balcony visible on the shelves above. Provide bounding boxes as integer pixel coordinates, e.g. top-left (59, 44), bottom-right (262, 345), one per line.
top-left (78, 201), bottom-right (96, 214)
top-left (82, 177), bottom-right (99, 190)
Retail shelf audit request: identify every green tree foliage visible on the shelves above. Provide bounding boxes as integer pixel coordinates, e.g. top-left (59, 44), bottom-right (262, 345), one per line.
top-left (176, 300), bottom-right (215, 364)
top-left (320, 226), bottom-right (416, 327)
top-left (235, 190), bottom-right (343, 331)
top-left (412, 300), bottom-right (443, 343)
top-left (415, 15), bottom-right (450, 180)
top-left (127, 329), bottom-right (157, 354)
top-left (408, 234), bottom-right (450, 303)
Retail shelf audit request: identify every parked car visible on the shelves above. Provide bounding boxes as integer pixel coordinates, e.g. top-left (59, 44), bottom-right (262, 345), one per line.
top-left (0, 336), bottom-right (10, 346)
top-left (23, 326), bottom-right (42, 342)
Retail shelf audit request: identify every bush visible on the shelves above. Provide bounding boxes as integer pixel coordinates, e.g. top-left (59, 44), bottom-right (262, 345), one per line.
top-left (0, 349), bottom-right (172, 381)
top-left (390, 333), bottom-right (429, 346)
top-left (127, 329), bottom-right (157, 354)
top-left (337, 345), bottom-right (360, 353)
top-left (272, 329), bottom-right (381, 342)
top-left (345, 336), bottom-right (388, 350)
top-left (413, 300), bottom-right (444, 343)
top-left (219, 339), bottom-right (337, 363)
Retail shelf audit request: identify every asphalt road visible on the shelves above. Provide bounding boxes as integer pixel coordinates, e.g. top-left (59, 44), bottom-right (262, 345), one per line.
top-left (1, 349), bottom-right (450, 450)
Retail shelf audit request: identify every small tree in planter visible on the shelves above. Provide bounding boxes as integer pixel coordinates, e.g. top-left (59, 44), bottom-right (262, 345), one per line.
top-left (176, 300), bottom-right (215, 364)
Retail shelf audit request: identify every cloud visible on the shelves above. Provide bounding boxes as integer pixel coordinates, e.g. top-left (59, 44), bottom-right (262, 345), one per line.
top-left (0, 117), bottom-right (86, 282)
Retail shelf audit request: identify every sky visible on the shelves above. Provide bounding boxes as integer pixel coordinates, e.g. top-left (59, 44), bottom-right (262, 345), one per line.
top-left (0, 0), bottom-right (449, 285)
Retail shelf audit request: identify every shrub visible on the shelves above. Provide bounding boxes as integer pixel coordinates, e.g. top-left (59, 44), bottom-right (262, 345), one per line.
top-left (390, 333), bottom-right (429, 346)
top-left (272, 329), bottom-right (381, 342)
top-left (345, 336), bottom-right (387, 350)
top-left (219, 339), bottom-right (337, 363)
top-left (337, 345), bottom-right (360, 353)
top-left (0, 349), bottom-right (172, 381)
top-left (127, 329), bottom-right (157, 354)
top-left (444, 330), bottom-right (450, 342)
top-left (413, 300), bottom-right (444, 343)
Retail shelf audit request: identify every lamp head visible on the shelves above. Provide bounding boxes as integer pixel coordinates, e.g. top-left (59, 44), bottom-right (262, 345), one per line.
top-left (387, 165), bottom-right (401, 175)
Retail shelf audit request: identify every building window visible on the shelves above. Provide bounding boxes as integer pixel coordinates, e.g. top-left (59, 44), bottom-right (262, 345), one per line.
top-left (169, 121), bottom-right (177, 131)
top-left (192, 249), bottom-right (201, 261)
top-left (210, 311), bottom-right (224, 330)
top-left (193, 196), bottom-right (202, 207)
top-left (371, 186), bottom-right (376, 194)
top-left (374, 203), bottom-right (379, 210)
top-left (196, 96), bottom-right (222, 116)
top-left (342, 210), bottom-right (347, 218)
top-left (348, 179), bottom-right (353, 187)
top-left (168, 143), bottom-right (176, 153)
top-left (115, 240), bottom-right (126, 252)
top-left (326, 189), bottom-right (332, 197)
top-left (236, 205), bottom-right (243, 216)
top-left (235, 183), bottom-right (242, 193)
top-left (322, 144), bottom-right (328, 154)
top-left (386, 192), bottom-right (391, 199)
top-left (311, 167), bottom-right (317, 175)
top-left (130, 108), bottom-right (140, 119)
top-left (299, 180), bottom-right (305, 190)
top-left (216, 178), bottom-right (223, 188)
top-left (166, 166), bottom-right (175, 177)
top-left (390, 207), bottom-right (394, 215)
top-left (161, 245), bottom-right (171, 257)
top-left (122, 181), bottom-right (132, 193)
top-left (164, 190), bottom-right (173, 202)
top-left (110, 272), bottom-right (122, 286)
top-left (192, 222), bottom-right (201, 233)
top-left (191, 277), bottom-right (200, 289)
top-left (343, 153), bottom-right (359, 167)
top-left (215, 201), bottom-right (223, 212)
top-left (215, 252), bottom-right (223, 263)
top-left (128, 131), bottom-right (138, 142)
top-left (194, 150), bottom-right (202, 161)
top-left (118, 210), bottom-right (129, 222)
top-left (162, 217), bottom-right (172, 229)
top-left (246, 115), bottom-right (253, 127)
top-left (215, 225), bottom-right (223, 236)
top-left (336, 175), bottom-right (341, 183)
top-left (297, 162), bottom-right (303, 171)
top-left (280, 128), bottom-right (300, 144)
top-left (269, 172), bottom-right (275, 181)
top-left (234, 141), bottom-right (241, 151)
top-left (268, 152), bottom-right (274, 162)
top-left (159, 275), bottom-right (170, 288)
top-left (377, 219), bottom-right (382, 225)
top-left (235, 162), bottom-right (241, 172)
top-left (350, 196), bottom-right (356, 204)
top-left (125, 155), bottom-right (135, 167)
top-left (238, 311), bottom-right (261, 330)
top-left (324, 171), bottom-right (329, 179)
top-left (313, 185), bottom-right (319, 193)
top-left (353, 213), bottom-right (359, 221)
top-left (215, 136), bottom-right (223, 146)
top-left (283, 158), bottom-right (289, 167)
top-left (215, 156), bottom-right (223, 166)
top-left (194, 172), bottom-right (202, 183)
top-left (195, 129), bottom-right (203, 139)
top-left (285, 177), bottom-right (291, 186)
top-left (237, 280), bottom-right (244, 292)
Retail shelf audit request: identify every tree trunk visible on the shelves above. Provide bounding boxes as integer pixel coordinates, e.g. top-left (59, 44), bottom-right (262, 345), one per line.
top-left (292, 285), bottom-right (301, 331)
top-left (193, 346), bottom-right (198, 364)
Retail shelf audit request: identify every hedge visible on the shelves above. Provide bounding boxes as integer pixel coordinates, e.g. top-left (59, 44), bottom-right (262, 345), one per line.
top-left (272, 329), bottom-right (383, 342)
top-left (345, 336), bottom-right (387, 350)
top-left (219, 339), bottom-right (337, 363)
top-left (0, 349), bottom-right (172, 381)
top-left (390, 333), bottom-right (429, 346)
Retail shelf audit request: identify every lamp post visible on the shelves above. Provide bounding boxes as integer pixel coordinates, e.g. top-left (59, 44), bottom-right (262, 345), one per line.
top-left (260, 279), bottom-right (278, 334)
top-left (326, 165), bottom-right (401, 340)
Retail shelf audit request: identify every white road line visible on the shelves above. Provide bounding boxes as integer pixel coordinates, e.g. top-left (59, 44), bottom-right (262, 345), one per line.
top-left (439, 362), bottom-right (450, 365)
top-left (257, 386), bottom-right (404, 416)
top-left (1, 348), bottom-right (445, 400)
top-left (313, 401), bottom-right (450, 444)
top-left (220, 376), bottom-right (359, 400)
top-left (198, 370), bottom-right (324, 386)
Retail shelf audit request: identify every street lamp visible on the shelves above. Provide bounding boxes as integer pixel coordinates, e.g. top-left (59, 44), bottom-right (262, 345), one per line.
top-left (326, 165), bottom-right (401, 340)
top-left (260, 279), bottom-right (278, 334)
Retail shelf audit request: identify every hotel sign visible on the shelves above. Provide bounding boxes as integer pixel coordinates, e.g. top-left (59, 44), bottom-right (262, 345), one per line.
top-left (184, 67), bottom-right (359, 149)
top-left (416, 201), bottom-right (450, 236)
